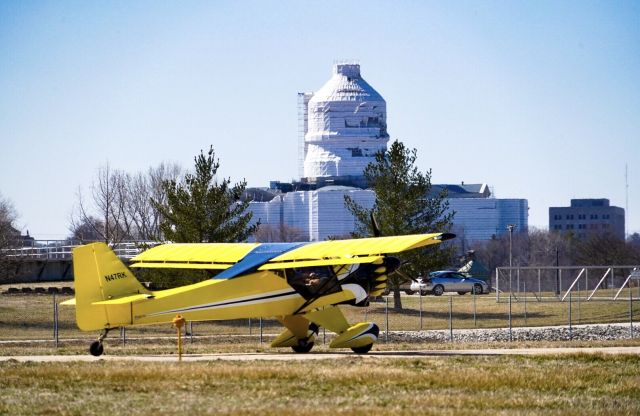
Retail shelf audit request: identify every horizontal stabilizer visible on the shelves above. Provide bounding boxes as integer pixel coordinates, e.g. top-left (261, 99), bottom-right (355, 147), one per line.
top-left (92, 293), bottom-right (154, 305)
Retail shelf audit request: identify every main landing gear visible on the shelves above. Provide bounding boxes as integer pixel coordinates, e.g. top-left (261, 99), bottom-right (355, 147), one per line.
top-left (89, 328), bottom-right (112, 356)
top-left (290, 323), bottom-right (319, 354)
top-left (291, 339), bottom-right (315, 353)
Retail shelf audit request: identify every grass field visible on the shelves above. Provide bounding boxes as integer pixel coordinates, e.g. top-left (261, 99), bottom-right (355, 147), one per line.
top-left (2, 290), bottom-right (640, 415)
top-left (1, 355), bottom-right (639, 415)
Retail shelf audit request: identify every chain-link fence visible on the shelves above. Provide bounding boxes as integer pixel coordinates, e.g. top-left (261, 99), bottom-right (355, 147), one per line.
top-left (1, 287), bottom-right (638, 347)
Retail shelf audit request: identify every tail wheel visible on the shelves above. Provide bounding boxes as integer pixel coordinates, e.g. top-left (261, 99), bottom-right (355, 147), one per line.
top-left (89, 341), bottom-right (104, 357)
top-left (433, 285), bottom-right (444, 296)
top-left (291, 341), bottom-right (314, 353)
top-left (351, 343), bottom-right (373, 354)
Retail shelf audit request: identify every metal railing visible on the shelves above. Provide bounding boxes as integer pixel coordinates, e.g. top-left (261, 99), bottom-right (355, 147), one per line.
top-left (2, 240), bottom-right (158, 260)
top-left (495, 265), bottom-right (640, 301)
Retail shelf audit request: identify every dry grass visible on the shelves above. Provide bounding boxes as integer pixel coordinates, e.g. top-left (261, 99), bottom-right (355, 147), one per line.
top-left (1, 355), bottom-right (639, 415)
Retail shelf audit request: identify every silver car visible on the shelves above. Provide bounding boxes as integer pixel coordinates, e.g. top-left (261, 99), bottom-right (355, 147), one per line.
top-left (411, 271), bottom-right (489, 296)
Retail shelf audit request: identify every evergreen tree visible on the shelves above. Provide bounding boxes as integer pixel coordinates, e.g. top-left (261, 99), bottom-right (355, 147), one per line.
top-left (154, 146), bottom-right (259, 243)
top-left (345, 140), bottom-right (454, 309)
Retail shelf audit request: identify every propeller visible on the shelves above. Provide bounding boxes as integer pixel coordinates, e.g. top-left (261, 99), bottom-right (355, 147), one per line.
top-left (370, 211), bottom-right (381, 237)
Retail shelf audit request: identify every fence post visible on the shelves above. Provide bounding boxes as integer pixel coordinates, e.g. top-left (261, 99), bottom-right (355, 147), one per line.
top-left (53, 293), bottom-right (59, 348)
top-left (523, 281), bottom-right (527, 325)
top-left (568, 290), bottom-right (573, 340)
top-left (384, 297), bottom-right (389, 343)
top-left (473, 289), bottom-right (477, 328)
top-left (259, 317), bottom-right (263, 344)
top-left (448, 296), bottom-right (453, 342)
top-left (538, 269), bottom-right (542, 299)
top-left (630, 281), bottom-right (634, 339)
top-left (508, 293), bottom-right (512, 342)
top-left (249, 318), bottom-right (252, 336)
top-left (189, 321), bottom-right (194, 344)
top-left (120, 326), bottom-right (126, 346)
top-left (419, 292), bottom-right (423, 331)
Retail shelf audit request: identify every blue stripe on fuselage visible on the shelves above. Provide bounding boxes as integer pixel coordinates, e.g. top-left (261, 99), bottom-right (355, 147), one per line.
top-left (214, 242), bottom-right (307, 279)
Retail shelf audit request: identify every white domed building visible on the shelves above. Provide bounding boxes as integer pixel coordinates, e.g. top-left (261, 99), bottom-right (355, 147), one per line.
top-left (302, 63), bottom-right (389, 180)
top-left (247, 63), bottom-right (529, 243)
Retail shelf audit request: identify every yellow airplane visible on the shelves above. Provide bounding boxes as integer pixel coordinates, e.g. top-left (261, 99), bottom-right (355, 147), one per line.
top-left (62, 232), bottom-right (454, 356)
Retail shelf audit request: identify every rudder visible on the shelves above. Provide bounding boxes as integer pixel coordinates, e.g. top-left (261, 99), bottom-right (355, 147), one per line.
top-left (73, 243), bottom-right (151, 331)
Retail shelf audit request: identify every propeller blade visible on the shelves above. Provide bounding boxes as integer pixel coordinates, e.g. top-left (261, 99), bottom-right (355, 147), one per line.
top-left (370, 212), bottom-right (381, 237)
top-left (395, 268), bottom-right (419, 283)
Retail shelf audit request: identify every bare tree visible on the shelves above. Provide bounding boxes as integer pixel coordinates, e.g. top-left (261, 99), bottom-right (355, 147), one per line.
top-left (0, 193), bottom-right (20, 282)
top-left (574, 233), bottom-right (640, 266)
top-left (68, 216), bottom-right (105, 243)
top-left (125, 162), bottom-right (181, 241)
top-left (0, 192), bottom-right (18, 247)
top-left (70, 163), bottom-right (133, 244)
top-left (70, 162), bottom-right (182, 243)
top-left (471, 227), bottom-right (576, 282)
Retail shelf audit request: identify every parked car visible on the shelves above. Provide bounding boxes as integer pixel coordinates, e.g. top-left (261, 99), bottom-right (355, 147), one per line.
top-left (410, 271), bottom-right (489, 296)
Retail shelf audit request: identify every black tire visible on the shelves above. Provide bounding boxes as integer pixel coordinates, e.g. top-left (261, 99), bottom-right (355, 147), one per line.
top-left (291, 342), bottom-right (314, 353)
top-left (420, 290), bottom-right (428, 296)
top-left (89, 341), bottom-right (104, 357)
top-left (351, 343), bottom-right (373, 354)
top-left (405, 289), bottom-right (415, 295)
top-left (472, 284), bottom-right (483, 295)
top-left (457, 291), bottom-right (466, 295)
top-left (433, 285), bottom-right (444, 296)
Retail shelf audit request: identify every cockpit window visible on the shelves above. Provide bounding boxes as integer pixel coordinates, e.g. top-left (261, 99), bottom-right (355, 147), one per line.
top-left (286, 266), bottom-right (341, 300)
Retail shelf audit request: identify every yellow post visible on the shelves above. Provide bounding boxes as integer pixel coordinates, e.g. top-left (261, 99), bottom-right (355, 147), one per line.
top-left (172, 315), bottom-right (186, 362)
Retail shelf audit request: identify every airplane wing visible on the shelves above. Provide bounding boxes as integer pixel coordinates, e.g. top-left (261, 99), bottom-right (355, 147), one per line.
top-left (130, 242), bottom-right (259, 269)
top-left (129, 233), bottom-right (453, 279)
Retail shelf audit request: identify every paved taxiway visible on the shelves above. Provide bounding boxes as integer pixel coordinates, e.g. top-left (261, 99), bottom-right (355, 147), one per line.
top-left (2, 346), bottom-right (639, 362)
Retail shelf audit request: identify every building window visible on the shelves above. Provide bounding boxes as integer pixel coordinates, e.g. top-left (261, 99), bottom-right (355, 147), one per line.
top-left (590, 214), bottom-right (598, 220)
top-left (567, 224), bottom-right (574, 230)
top-left (567, 214), bottom-right (574, 220)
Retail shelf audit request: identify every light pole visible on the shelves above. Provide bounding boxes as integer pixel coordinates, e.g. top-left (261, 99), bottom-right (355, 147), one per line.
top-left (507, 224), bottom-right (515, 294)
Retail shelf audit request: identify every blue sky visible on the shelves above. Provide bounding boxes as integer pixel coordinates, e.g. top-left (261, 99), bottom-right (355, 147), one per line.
top-left (1, 1), bottom-right (639, 239)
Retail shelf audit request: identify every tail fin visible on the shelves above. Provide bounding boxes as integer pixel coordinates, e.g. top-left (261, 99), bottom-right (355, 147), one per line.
top-left (73, 242), bottom-right (151, 331)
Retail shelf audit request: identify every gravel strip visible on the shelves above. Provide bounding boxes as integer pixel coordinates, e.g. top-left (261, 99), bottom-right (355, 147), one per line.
top-left (388, 323), bottom-right (637, 343)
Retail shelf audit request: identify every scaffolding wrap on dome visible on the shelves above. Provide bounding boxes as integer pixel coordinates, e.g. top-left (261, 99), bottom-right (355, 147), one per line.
top-left (302, 63), bottom-right (390, 179)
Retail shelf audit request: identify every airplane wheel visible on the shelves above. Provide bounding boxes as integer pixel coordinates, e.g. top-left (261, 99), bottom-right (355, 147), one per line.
top-left (89, 341), bottom-right (104, 357)
top-left (291, 342), bottom-right (314, 353)
top-left (351, 343), bottom-right (373, 354)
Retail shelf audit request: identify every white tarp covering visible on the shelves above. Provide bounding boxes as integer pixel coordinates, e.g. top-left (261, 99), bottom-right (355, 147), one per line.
top-left (248, 187), bottom-right (376, 241)
top-left (303, 64), bottom-right (390, 178)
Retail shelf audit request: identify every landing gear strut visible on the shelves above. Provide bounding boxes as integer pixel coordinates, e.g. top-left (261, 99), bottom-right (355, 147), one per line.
top-left (89, 328), bottom-right (112, 356)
